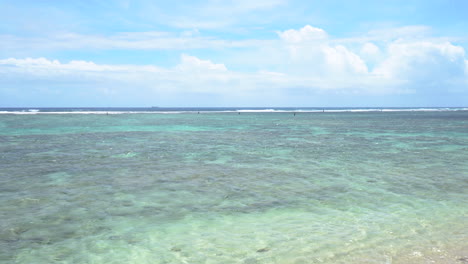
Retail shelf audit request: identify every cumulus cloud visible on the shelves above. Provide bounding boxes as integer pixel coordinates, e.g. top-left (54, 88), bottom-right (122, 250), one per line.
top-left (275, 25), bottom-right (369, 88)
top-left (0, 56), bottom-right (242, 99)
top-left (1, 24), bottom-right (467, 106)
top-left (278, 25), bottom-right (328, 43)
top-left (374, 41), bottom-right (467, 91)
top-left (322, 45), bottom-right (368, 75)
top-left (272, 25), bottom-right (467, 94)
top-left (360, 42), bottom-right (381, 62)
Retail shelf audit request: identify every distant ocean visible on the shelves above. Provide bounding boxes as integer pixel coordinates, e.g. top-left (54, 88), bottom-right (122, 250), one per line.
top-left (1, 106), bottom-right (468, 114)
top-left (0, 108), bottom-right (467, 263)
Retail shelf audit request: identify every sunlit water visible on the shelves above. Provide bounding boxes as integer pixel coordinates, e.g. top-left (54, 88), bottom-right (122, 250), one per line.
top-left (0, 111), bottom-right (467, 263)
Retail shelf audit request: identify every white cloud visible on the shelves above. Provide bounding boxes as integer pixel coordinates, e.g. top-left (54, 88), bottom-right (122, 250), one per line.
top-left (367, 25), bottom-right (432, 41)
top-left (360, 42), bottom-right (380, 58)
top-left (0, 56), bottom-right (237, 96)
top-left (374, 41), bottom-right (466, 85)
top-left (1, 25), bottom-right (467, 106)
top-left (275, 25), bottom-right (368, 81)
top-left (270, 25), bottom-right (466, 94)
top-left (278, 25), bottom-right (328, 43)
top-left (0, 53), bottom-right (359, 101)
top-left (0, 31), bottom-right (269, 52)
top-left (337, 26), bottom-right (441, 47)
top-left (322, 45), bottom-right (368, 75)
top-left (177, 54), bottom-right (227, 72)
top-left (0, 57), bottom-right (163, 75)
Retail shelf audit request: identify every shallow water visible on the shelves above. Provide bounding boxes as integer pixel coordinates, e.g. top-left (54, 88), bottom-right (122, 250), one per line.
top-left (0, 111), bottom-right (467, 263)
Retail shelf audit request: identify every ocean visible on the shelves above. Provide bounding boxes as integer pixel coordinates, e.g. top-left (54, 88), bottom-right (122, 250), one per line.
top-left (0, 108), bottom-right (467, 263)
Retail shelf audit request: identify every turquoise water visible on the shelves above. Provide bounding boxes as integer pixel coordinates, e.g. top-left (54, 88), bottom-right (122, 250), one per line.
top-left (0, 112), bottom-right (467, 263)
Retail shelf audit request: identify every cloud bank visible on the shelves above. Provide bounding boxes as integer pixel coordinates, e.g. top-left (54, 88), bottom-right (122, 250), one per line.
top-left (1, 25), bottom-right (467, 106)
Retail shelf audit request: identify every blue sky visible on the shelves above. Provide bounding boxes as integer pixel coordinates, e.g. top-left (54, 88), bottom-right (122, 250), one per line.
top-left (0, 0), bottom-right (467, 107)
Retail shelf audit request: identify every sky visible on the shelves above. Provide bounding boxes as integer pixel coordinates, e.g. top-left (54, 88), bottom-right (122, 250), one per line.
top-left (0, 0), bottom-right (467, 107)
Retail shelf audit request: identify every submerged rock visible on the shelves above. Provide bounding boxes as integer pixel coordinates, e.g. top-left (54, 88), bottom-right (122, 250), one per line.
top-left (256, 247), bottom-right (270, 253)
top-left (170, 247), bottom-right (182, 252)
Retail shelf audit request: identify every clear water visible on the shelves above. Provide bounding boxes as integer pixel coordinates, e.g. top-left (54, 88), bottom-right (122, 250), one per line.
top-left (0, 111), bottom-right (467, 263)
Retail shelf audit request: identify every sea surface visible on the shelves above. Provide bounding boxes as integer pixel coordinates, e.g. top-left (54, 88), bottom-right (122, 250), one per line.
top-left (0, 108), bottom-right (467, 263)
